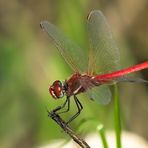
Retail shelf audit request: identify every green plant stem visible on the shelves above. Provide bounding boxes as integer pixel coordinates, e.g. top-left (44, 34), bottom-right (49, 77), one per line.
top-left (113, 84), bottom-right (121, 148)
top-left (97, 124), bottom-right (108, 148)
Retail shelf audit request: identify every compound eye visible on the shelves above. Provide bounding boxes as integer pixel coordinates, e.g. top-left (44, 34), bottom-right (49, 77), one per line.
top-left (49, 80), bottom-right (64, 99)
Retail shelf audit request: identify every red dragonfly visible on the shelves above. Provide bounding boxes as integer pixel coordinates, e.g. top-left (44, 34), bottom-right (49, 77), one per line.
top-left (40, 10), bottom-right (148, 123)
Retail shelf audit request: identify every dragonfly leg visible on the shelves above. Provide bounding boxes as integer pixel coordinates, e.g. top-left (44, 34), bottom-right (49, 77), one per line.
top-left (58, 97), bottom-right (70, 114)
top-left (52, 96), bottom-right (70, 113)
top-left (66, 95), bottom-right (83, 124)
top-left (75, 96), bottom-right (83, 110)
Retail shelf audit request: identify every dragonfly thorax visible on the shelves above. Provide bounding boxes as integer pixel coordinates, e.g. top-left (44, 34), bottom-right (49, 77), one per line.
top-left (49, 80), bottom-right (65, 99)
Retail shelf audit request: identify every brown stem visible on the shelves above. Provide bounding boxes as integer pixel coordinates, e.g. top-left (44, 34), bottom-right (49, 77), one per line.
top-left (48, 111), bottom-right (90, 148)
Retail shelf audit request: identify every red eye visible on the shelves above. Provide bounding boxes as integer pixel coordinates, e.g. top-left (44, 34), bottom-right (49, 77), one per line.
top-left (49, 80), bottom-right (64, 99)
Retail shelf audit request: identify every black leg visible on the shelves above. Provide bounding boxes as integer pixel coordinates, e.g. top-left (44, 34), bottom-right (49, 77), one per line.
top-left (52, 96), bottom-right (70, 113)
top-left (58, 97), bottom-right (70, 114)
top-left (66, 95), bottom-right (83, 124)
top-left (76, 96), bottom-right (83, 110)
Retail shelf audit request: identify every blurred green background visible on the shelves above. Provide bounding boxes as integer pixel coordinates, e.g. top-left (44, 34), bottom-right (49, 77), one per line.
top-left (0, 0), bottom-right (148, 147)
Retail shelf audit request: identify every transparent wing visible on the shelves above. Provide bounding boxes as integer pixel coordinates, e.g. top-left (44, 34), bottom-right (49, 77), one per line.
top-left (87, 10), bottom-right (120, 75)
top-left (85, 85), bottom-right (112, 105)
top-left (115, 76), bottom-right (148, 83)
top-left (40, 21), bottom-right (88, 72)
top-left (79, 78), bottom-right (111, 105)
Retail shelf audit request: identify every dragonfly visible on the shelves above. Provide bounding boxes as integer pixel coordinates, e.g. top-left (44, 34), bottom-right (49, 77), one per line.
top-left (40, 10), bottom-right (148, 124)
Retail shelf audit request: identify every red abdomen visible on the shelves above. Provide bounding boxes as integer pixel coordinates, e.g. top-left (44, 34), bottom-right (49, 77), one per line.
top-left (95, 62), bottom-right (148, 81)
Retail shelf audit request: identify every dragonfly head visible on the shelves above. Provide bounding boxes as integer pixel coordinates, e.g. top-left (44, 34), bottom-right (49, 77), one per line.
top-left (49, 80), bottom-right (65, 99)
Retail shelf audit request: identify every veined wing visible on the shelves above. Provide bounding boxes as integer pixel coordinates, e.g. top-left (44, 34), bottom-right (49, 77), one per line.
top-left (115, 76), bottom-right (148, 83)
top-left (86, 85), bottom-right (111, 105)
top-left (40, 21), bottom-right (88, 73)
top-left (79, 78), bottom-right (111, 105)
top-left (87, 10), bottom-right (120, 75)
